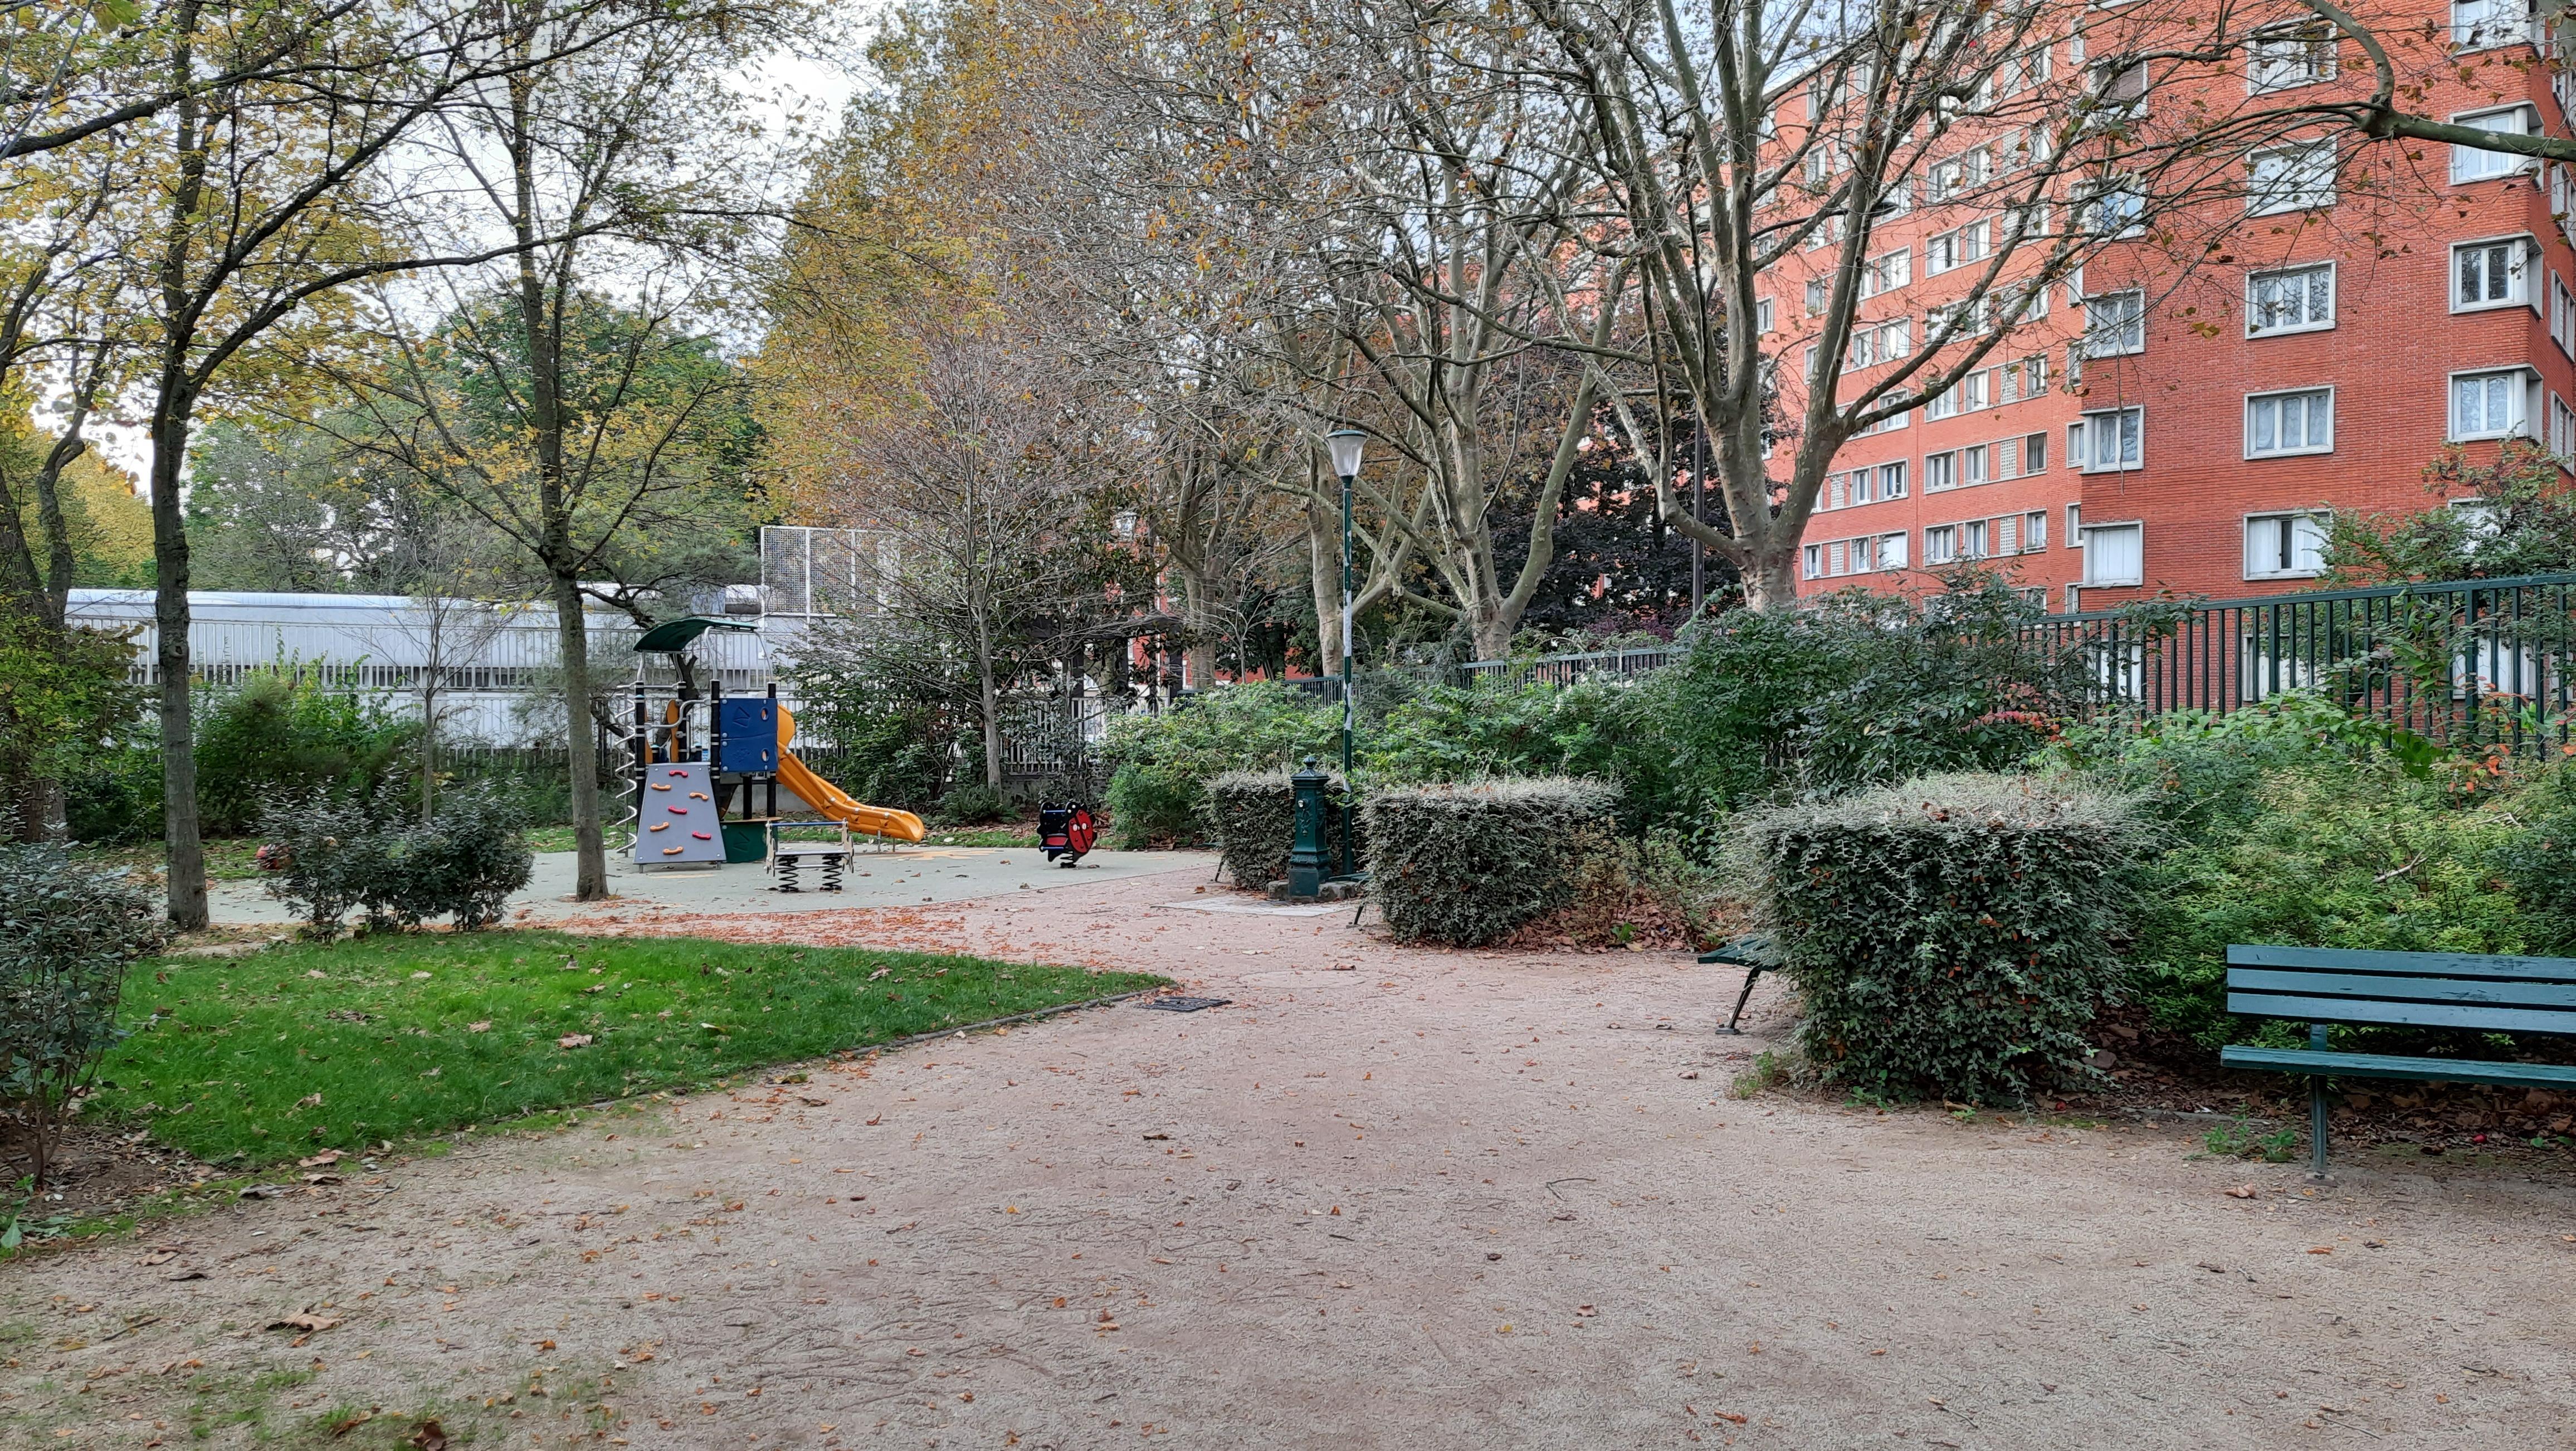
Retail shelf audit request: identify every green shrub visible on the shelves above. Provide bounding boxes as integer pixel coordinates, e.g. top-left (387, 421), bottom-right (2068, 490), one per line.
top-left (1366, 679), bottom-right (1689, 833)
top-left (1363, 778), bottom-right (1618, 945)
top-left (257, 782), bottom-right (533, 934)
top-left (194, 670), bottom-right (414, 835)
top-left (374, 783), bottom-right (534, 930)
top-left (1102, 682), bottom-right (1338, 848)
top-left (2050, 689), bottom-right (2437, 843)
top-left (2504, 772), bottom-right (2576, 954)
top-left (0, 844), bottom-right (165, 1186)
top-left (935, 782), bottom-right (1009, 826)
top-left (1736, 772), bottom-right (2141, 1104)
top-left (1657, 570), bottom-right (2092, 818)
top-left (2129, 763), bottom-right (2528, 1048)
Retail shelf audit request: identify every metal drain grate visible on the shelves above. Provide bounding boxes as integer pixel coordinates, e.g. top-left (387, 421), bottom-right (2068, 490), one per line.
top-left (1138, 996), bottom-right (1232, 1013)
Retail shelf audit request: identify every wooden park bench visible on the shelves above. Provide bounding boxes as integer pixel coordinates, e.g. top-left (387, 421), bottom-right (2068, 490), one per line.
top-left (1697, 932), bottom-right (1780, 1034)
top-left (2220, 944), bottom-right (2576, 1176)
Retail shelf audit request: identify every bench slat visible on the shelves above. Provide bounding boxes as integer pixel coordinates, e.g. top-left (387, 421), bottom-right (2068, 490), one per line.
top-left (2225, 968), bottom-right (2576, 1010)
top-left (2226, 944), bottom-right (2576, 982)
top-left (2221, 1046), bottom-right (2576, 1089)
top-left (2227, 992), bottom-right (2576, 1035)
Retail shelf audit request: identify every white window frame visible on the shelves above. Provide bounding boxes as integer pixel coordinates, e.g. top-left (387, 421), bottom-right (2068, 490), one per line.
top-left (2448, 366), bottom-right (2540, 440)
top-left (2081, 522), bottom-right (2144, 586)
top-left (2246, 261), bottom-right (2335, 337)
top-left (1803, 542), bottom-right (1824, 580)
top-left (1925, 450), bottom-right (1959, 489)
top-left (2244, 386), bottom-right (2336, 459)
top-left (2452, 106), bottom-right (2540, 183)
top-left (1757, 296), bottom-right (1775, 333)
top-left (2247, 139), bottom-right (2337, 216)
top-left (1924, 524), bottom-right (1958, 565)
top-left (1877, 460), bottom-right (1909, 499)
top-left (2023, 509), bottom-right (2050, 551)
top-left (2247, 21), bottom-right (2337, 93)
top-left (2079, 406), bottom-right (2144, 472)
top-left (1877, 531), bottom-right (1910, 570)
top-left (2451, 0), bottom-right (2538, 51)
top-left (2243, 512), bottom-right (2331, 580)
top-left (2067, 502), bottom-right (2083, 546)
top-left (1805, 277), bottom-right (1829, 316)
top-left (1861, 247), bottom-right (1911, 297)
top-left (2081, 288), bottom-right (2146, 356)
top-left (2551, 391), bottom-right (2576, 465)
top-left (2553, 272), bottom-right (2576, 358)
top-left (2450, 234), bottom-right (2538, 313)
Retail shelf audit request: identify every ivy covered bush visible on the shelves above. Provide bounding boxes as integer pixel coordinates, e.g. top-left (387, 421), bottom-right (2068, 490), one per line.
top-left (1204, 770), bottom-right (1300, 889)
top-left (1738, 772), bottom-right (2140, 1103)
top-left (1102, 682), bottom-right (1338, 848)
top-left (1363, 778), bottom-right (1618, 946)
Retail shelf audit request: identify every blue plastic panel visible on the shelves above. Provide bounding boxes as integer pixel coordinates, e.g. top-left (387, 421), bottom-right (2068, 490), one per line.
top-left (715, 698), bottom-right (778, 773)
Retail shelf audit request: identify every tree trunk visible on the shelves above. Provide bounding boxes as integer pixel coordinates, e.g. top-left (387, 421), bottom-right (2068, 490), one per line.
top-left (1740, 546), bottom-right (1801, 613)
top-left (975, 624), bottom-right (1003, 789)
top-left (1306, 492), bottom-right (1340, 677)
top-left (149, 401), bottom-right (206, 928)
top-left (419, 683), bottom-right (438, 824)
top-left (549, 570), bottom-right (607, 898)
top-left (1467, 606), bottom-right (1513, 663)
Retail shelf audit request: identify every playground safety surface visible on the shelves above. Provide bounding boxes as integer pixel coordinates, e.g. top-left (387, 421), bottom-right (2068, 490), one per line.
top-left (12, 860), bottom-right (2576, 1448)
top-left (201, 844), bottom-right (1211, 926)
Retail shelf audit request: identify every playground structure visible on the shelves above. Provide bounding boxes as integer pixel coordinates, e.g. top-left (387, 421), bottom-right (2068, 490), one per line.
top-left (609, 617), bottom-right (925, 886)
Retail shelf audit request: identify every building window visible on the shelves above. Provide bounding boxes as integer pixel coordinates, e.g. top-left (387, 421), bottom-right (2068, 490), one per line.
top-left (1803, 543), bottom-right (1823, 580)
top-left (2022, 431), bottom-right (2048, 474)
top-left (2452, 106), bottom-right (2539, 183)
top-left (2245, 513), bottom-right (2330, 579)
top-left (1757, 296), bottom-right (1775, 333)
top-left (1877, 461), bottom-right (1909, 499)
top-left (2552, 391), bottom-right (2576, 460)
top-left (1805, 277), bottom-right (1828, 315)
top-left (2066, 503), bottom-right (2083, 545)
top-left (2089, 58), bottom-right (2149, 118)
top-left (2247, 22), bottom-right (2336, 91)
top-left (2553, 274), bottom-right (2576, 357)
top-left (1925, 222), bottom-right (1988, 275)
top-left (2079, 406), bottom-right (2143, 471)
top-left (1845, 318), bottom-right (1913, 371)
top-left (2082, 523), bottom-right (2143, 586)
top-left (2023, 510), bottom-right (2050, 551)
top-left (1963, 444), bottom-right (1990, 488)
top-left (2452, 0), bottom-right (2535, 50)
top-left (2248, 261), bottom-right (2334, 335)
top-left (2246, 387), bottom-right (2334, 457)
top-left (2453, 236), bottom-right (2533, 310)
top-left (1861, 247), bottom-right (1911, 297)
top-left (2081, 289), bottom-right (2145, 356)
top-left (2451, 367), bottom-right (2537, 439)
top-left (2247, 139), bottom-right (2336, 215)
top-left (1877, 532), bottom-right (1910, 569)
top-left (1924, 524), bottom-right (1958, 564)
top-left (1929, 147), bottom-right (1992, 201)
top-left (1925, 451), bottom-right (1958, 490)
top-left (1959, 519), bottom-right (1989, 559)
top-left (2082, 181), bottom-right (2145, 236)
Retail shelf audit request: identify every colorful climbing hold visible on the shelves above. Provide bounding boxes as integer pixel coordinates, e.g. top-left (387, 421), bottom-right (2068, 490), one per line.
top-left (691, 831), bottom-right (712, 840)
top-left (650, 783), bottom-right (671, 792)
top-left (661, 845), bottom-right (682, 855)
top-left (668, 805), bottom-right (690, 815)
top-left (648, 822), bottom-right (669, 832)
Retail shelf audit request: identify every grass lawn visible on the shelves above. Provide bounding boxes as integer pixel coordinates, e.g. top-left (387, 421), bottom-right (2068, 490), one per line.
top-left (93, 930), bottom-right (1163, 1167)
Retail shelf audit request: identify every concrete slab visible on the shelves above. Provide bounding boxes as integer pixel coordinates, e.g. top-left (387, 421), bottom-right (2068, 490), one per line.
top-left (204, 845), bottom-right (1217, 925)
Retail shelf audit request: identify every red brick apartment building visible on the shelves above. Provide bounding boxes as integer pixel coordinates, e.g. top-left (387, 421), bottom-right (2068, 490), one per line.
top-left (1769, 0), bottom-right (2576, 611)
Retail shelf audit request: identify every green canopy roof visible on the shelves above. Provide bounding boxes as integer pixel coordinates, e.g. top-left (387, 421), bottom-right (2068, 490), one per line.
top-left (633, 615), bottom-right (758, 654)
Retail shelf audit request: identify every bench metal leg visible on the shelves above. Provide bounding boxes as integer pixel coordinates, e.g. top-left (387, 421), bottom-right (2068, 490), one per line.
top-left (1723, 968), bottom-right (1764, 1034)
top-left (2307, 1022), bottom-right (2331, 1180)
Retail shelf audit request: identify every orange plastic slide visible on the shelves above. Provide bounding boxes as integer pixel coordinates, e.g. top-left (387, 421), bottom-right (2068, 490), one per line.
top-left (773, 707), bottom-right (928, 843)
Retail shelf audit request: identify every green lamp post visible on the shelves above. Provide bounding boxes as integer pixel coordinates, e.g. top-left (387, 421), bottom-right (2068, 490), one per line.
top-left (1324, 427), bottom-right (1365, 877)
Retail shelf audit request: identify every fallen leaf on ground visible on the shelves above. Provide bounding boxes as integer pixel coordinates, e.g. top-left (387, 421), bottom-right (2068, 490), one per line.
top-left (407, 1419), bottom-right (447, 1450)
top-left (267, 1312), bottom-right (341, 1333)
top-left (2223, 1185), bottom-right (2258, 1199)
top-left (558, 1034), bottom-right (593, 1049)
top-left (294, 1093), bottom-right (323, 1109)
top-left (468, 1021), bottom-right (491, 1033)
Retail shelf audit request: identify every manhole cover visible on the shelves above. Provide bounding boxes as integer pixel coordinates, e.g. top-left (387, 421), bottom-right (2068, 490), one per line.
top-left (1139, 996), bottom-right (1232, 1013)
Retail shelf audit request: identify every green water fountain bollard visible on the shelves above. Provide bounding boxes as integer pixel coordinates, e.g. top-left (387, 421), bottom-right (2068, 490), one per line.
top-left (1287, 754), bottom-right (1329, 901)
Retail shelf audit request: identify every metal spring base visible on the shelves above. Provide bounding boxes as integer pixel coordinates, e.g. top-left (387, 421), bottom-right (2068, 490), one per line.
top-left (774, 850), bottom-right (846, 893)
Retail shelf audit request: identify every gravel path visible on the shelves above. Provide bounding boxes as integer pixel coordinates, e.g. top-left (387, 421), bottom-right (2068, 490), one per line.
top-left (5, 863), bottom-right (2573, 1449)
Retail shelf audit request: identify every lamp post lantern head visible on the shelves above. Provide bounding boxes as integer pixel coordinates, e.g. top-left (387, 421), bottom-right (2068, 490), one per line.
top-left (1324, 427), bottom-right (1366, 481)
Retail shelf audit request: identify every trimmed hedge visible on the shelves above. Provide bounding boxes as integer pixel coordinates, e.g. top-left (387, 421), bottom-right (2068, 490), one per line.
top-left (1205, 770), bottom-right (1299, 889)
top-left (1363, 778), bottom-right (1618, 946)
top-left (1736, 772), bottom-right (2140, 1103)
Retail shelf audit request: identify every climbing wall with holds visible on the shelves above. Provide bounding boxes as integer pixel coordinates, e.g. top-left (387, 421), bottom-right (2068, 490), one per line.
top-left (636, 761), bottom-right (727, 865)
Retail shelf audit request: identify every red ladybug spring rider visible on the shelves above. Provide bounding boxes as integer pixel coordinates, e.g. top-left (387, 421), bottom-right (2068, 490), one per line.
top-left (1038, 802), bottom-right (1098, 867)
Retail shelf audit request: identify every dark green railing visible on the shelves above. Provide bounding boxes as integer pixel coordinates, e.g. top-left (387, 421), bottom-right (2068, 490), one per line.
top-left (2028, 572), bottom-right (2576, 749)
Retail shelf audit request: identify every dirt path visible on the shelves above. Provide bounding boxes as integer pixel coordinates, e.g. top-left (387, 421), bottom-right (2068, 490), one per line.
top-left (6, 865), bottom-right (2574, 1449)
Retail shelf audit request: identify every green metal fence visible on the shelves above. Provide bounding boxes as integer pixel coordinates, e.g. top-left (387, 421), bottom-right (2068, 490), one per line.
top-left (2027, 572), bottom-right (2576, 749)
